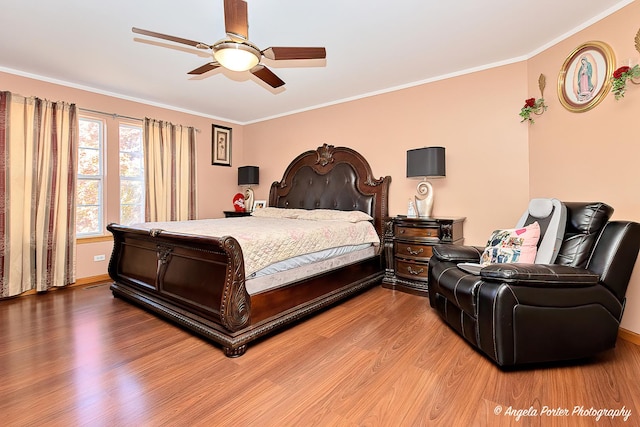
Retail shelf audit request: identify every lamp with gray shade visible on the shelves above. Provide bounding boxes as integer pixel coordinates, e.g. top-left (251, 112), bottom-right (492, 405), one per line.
top-left (238, 166), bottom-right (259, 212)
top-left (406, 147), bottom-right (446, 217)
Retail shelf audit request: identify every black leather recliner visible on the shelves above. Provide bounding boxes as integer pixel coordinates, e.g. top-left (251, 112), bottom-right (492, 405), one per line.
top-left (428, 202), bottom-right (640, 367)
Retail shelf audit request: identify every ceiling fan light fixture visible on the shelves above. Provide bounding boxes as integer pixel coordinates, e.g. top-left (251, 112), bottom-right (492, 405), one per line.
top-left (213, 41), bottom-right (260, 72)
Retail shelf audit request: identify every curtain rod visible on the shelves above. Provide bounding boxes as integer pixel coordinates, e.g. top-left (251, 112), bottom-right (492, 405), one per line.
top-left (78, 107), bottom-right (201, 132)
top-left (79, 107), bottom-right (142, 122)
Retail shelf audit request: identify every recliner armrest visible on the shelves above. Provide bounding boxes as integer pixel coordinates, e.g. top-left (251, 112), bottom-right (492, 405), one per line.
top-left (479, 263), bottom-right (600, 286)
top-left (432, 244), bottom-right (483, 263)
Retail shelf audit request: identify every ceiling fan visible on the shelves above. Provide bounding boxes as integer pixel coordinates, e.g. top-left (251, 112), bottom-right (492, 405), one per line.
top-left (132, 0), bottom-right (326, 89)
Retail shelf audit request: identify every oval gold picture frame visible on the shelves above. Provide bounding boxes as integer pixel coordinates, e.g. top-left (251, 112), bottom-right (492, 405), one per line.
top-left (557, 41), bottom-right (615, 113)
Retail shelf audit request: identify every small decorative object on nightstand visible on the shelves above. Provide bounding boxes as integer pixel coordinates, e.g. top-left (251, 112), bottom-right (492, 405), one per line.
top-left (382, 215), bottom-right (465, 296)
top-left (238, 166), bottom-right (259, 212)
top-left (406, 147), bottom-right (446, 218)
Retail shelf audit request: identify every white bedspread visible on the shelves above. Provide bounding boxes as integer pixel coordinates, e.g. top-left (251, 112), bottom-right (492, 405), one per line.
top-left (135, 217), bottom-right (379, 277)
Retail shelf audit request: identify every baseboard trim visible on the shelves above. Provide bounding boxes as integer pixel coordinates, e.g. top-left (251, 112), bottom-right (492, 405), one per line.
top-left (74, 274), bottom-right (111, 287)
top-left (619, 328), bottom-right (640, 346)
top-left (1, 274), bottom-right (112, 300)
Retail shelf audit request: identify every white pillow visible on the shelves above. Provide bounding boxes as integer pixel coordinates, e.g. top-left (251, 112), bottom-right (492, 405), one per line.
top-left (250, 207), bottom-right (302, 219)
top-left (295, 209), bottom-right (374, 223)
top-left (252, 207), bottom-right (373, 223)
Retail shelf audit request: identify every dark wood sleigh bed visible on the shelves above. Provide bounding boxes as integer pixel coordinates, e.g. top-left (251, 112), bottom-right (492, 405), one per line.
top-left (107, 144), bottom-right (391, 357)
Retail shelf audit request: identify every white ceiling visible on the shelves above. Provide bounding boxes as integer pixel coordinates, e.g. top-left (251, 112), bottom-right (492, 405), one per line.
top-left (0, 0), bottom-right (632, 124)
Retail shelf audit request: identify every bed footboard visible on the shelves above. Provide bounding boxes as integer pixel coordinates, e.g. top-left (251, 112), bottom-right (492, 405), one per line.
top-left (108, 223), bottom-right (384, 357)
top-left (107, 224), bottom-right (251, 337)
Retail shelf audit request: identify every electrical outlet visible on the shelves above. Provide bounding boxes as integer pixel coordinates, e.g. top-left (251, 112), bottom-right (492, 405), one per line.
top-left (94, 254), bottom-right (106, 262)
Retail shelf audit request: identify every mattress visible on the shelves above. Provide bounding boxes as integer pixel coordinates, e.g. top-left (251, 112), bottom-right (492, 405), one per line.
top-left (245, 244), bottom-right (378, 295)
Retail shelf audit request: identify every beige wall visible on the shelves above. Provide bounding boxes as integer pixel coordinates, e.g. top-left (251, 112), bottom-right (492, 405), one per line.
top-left (2, 1), bottom-right (639, 332)
top-left (245, 62), bottom-right (531, 246)
top-left (527, 1), bottom-right (640, 332)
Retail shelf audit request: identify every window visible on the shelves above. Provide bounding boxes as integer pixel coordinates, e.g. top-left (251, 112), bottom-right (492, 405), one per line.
top-left (76, 118), bottom-right (105, 236)
top-left (119, 124), bottom-right (145, 225)
top-left (76, 116), bottom-right (144, 237)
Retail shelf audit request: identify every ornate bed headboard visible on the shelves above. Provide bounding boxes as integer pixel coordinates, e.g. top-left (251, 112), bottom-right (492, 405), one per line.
top-left (269, 144), bottom-right (391, 238)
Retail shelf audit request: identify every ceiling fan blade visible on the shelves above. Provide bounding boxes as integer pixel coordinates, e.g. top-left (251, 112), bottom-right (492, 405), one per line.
top-left (224, 0), bottom-right (249, 40)
top-left (132, 27), bottom-right (210, 49)
top-left (262, 47), bottom-right (327, 61)
top-left (250, 65), bottom-right (285, 88)
top-left (188, 62), bottom-right (220, 75)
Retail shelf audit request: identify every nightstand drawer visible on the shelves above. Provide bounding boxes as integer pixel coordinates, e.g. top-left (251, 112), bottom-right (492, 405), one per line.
top-left (395, 225), bottom-right (439, 240)
top-left (395, 259), bottom-right (429, 282)
top-left (395, 242), bottom-right (433, 260)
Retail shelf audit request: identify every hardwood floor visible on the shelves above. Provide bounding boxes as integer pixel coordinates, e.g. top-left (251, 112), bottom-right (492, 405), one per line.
top-left (1, 283), bottom-right (639, 426)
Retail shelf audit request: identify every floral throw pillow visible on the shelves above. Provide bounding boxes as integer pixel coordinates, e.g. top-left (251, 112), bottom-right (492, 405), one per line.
top-left (480, 222), bottom-right (540, 265)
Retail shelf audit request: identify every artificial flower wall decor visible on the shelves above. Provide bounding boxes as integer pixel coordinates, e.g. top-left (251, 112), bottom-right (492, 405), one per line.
top-left (611, 28), bottom-right (640, 100)
top-left (611, 65), bottom-right (640, 99)
top-left (520, 74), bottom-right (547, 124)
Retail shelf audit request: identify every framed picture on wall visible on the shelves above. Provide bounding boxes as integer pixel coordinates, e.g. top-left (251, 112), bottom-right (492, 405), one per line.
top-left (212, 124), bottom-right (232, 166)
top-left (557, 41), bottom-right (615, 113)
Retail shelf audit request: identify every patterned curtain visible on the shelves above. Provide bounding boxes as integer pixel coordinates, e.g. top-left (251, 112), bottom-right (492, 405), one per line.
top-left (0, 92), bottom-right (77, 297)
top-left (143, 118), bottom-right (197, 222)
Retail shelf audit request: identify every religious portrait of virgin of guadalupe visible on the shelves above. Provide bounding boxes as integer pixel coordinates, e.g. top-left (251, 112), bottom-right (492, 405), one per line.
top-left (576, 56), bottom-right (595, 102)
top-left (558, 41), bottom-right (614, 113)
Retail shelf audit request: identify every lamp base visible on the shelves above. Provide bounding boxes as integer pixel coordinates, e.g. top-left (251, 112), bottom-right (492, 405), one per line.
top-left (244, 187), bottom-right (255, 212)
top-left (415, 180), bottom-right (434, 218)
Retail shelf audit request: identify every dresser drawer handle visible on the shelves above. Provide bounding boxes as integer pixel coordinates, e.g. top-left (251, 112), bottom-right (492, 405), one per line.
top-left (406, 246), bottom-right (423, 256)
top-left (407, 266), bottom-right (424, 275)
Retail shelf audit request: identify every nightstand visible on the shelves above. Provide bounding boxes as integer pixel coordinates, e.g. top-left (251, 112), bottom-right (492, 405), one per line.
top-left (382, 216), bottom-right (465, 296)
top-left (223, 211), bottom-right (252, 218)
